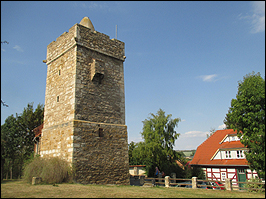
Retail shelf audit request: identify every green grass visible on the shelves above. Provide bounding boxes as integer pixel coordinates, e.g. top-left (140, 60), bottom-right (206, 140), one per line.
top-left (1, 179), bottom-right (265, 198)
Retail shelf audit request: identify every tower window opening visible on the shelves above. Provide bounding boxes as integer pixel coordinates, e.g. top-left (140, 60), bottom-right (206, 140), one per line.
top-left (59, 70), bottom-right (61, 75)
top-left (99, 128), bottom-right (103, 137)
top-left (57, 96), bottom-right (59, 102)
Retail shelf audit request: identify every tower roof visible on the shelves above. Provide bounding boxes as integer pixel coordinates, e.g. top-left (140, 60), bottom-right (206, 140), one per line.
top-left (79, 17), bottom-right (95, 31)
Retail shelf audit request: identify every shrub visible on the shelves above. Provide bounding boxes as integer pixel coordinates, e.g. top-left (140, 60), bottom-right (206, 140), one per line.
top-left (22, 156), bottom-right (45, 183)
top-left (244, 177), bottom-right (265, 192)
top-left (185, 166), bottom-right (205, 179)
top-left (22, 156), bottom-right (73, 184)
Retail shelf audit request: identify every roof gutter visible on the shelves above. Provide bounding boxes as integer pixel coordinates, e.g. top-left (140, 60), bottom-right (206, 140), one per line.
top-left (189, 164), bottom-right (249, 167)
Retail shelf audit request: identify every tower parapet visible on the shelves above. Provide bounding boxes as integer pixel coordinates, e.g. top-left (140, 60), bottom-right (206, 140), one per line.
top-left (76, 24), bottom-right (125, 61)
top-left (46, 22), bottom-right (125, 65)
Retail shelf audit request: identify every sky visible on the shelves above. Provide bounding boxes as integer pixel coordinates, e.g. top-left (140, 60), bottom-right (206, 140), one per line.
top-left (1, 1), bottom-right (265, 150)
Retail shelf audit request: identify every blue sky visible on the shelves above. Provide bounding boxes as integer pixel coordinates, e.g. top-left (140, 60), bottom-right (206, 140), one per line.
top-left (1, 1), bottom-right (265, 150)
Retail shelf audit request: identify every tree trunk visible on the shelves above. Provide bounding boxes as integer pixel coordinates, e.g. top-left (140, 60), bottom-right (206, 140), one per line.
top-left (10, 166), bottom-right (12, 179)
top-left (1, 160), bottom-right (4, 181)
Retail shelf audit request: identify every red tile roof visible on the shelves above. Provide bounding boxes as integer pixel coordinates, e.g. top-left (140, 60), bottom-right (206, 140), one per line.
top-left (219, 142), bottom-right (245, 150)
top-left (190, 129), bottom-right (248, 166)
top-left (32, 123), bottom-right (43, 137)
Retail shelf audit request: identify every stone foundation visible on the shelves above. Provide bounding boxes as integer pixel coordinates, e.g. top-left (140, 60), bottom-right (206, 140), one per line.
top-left (72, 120), bottom-right (129, 184)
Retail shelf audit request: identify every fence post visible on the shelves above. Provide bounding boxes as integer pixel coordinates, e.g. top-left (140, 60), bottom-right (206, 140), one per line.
top-left (225, 178), bottom-right (232, 191)
top-left (192, 177), bottom-right (197, 189)
top-left (139, 175), bottom-right (145, 186)
top-left (133, 167), bottom-right (138, 175)
top-left (171, 173), bottom-right (176, 184)
top-left (32, 177), bottom-right (42, 185)
top-left (159, 173), bottom-right (162, 184)
top-left (32, 177), bottom-right (37, 185)
top-left (152, 178), bottom-right (155, 186)
top-left (165, 176), bottom-right (170, 188)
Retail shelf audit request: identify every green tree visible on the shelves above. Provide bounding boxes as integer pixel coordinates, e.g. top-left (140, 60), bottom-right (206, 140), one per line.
top-left (224, 72), bottom-right (265, 178)
top-left (128, 141), bottom-right (147, 166)
top-left (16, 103), bottom-right (44, 158)
top-left (1, 102), bottom-right (44, 180)
top-left (1, 115), bottom-right (20, 180)
top-left (131, 109), bottom-right (182, 177)
top-left (1, 41), bottom-right (9, 44)
top-left (1, 100), bottom-right (9, 107)
top-left (185, 165), bottom-right (205, 179)
top-left (207, 127), bottom-right (216, 138)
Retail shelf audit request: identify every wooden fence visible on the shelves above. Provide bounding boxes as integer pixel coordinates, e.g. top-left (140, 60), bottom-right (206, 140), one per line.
top-left (233, 181), bottom-right (265, 191)
top-left (142, 176), bottom-right (265, 192)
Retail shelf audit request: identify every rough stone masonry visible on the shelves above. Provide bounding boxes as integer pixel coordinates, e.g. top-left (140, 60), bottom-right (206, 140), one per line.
top-left (40, 17), bottom-right (129, 185)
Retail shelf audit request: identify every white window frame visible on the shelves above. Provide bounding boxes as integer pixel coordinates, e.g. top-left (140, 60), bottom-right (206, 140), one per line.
top-left (237, 150), bottom-right (244, 158)
top-left (225, 151), bottom-right (231, 159)
top-left (221, 172), bottom-right (226, 181)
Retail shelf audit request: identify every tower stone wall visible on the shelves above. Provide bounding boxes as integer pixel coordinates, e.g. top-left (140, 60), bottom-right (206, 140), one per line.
top-left (40, 17), bottom-right (129, 184)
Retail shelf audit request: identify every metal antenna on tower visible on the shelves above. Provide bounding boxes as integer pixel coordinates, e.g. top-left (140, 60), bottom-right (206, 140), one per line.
top-left (115, 25), bottom-right (117, 39)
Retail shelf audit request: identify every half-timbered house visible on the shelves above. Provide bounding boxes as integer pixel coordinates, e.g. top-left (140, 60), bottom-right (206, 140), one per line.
top-left (190, 129), bottom-right (259, 187)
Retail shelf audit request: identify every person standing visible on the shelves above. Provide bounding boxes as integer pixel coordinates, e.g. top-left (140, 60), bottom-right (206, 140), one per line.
top-left (155, 166), bottom-right (160, 178)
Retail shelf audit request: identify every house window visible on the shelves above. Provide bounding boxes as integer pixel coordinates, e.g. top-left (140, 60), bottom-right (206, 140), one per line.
top-left (57, 96), bottom-right (59, 102)
top-left (237, 150), bottom-right (243, 158)
top-left (59, 70), bottom-right (61, 75)
top-left (225, 151), bottom-right (231, 159)
top-left (221, 172), bottom-right (226, 181)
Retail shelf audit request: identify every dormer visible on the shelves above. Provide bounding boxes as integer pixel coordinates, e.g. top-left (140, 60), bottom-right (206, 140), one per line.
top-left (219, 134), bottom-right (240, 144)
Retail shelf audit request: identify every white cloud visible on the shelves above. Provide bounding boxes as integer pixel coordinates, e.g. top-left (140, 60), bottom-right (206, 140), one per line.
top-left (218, 124), bottom-right (226, 129)
top-left (128, 136), bottom-right (144, 143)
top-left (238, 1), bottom-right (265, 33)
top-left (175, 131), bottom-right (209, 150)
top-left (13, 45), bottom-right (24, 52)
top-left (251, 1), bottom-right (265, 33)
top-left (75, 2), bottom-right (125, 14)
top-left (182, 131), bottom-right (209, 138)
top-left (83, 2), bottom-right (105, 10)
top-left (1, 48), bottom-right (6, 52)
top-left (198, 74), bottom-right (217, 82)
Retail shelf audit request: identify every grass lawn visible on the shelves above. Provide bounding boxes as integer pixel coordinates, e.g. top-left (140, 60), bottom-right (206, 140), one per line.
top-left (1, 179), bottom-right (265, 198)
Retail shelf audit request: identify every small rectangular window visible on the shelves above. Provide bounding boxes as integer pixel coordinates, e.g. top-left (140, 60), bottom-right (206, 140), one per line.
top-left (237, 150), bottom-right (243, 158)
top-left (59, 70), bottom-right (61, 75)
top-left (225, 151), bottom-right (231, 159)
top-left (221, 172), bottom-right (226, 181)
top-left (99, 128), bottom-right (103, 137)
top-left (57, 96), bottom-right (59, 102)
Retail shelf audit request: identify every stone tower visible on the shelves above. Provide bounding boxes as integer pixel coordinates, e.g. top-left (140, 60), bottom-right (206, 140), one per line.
top-left (40, 17), bottom-right (129, 185)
